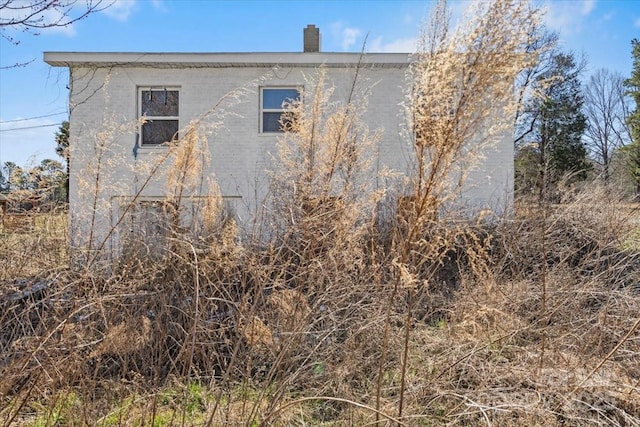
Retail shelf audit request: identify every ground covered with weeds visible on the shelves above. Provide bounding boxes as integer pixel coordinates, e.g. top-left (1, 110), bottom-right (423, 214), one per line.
top-left (2, 3), bottom-right (639, 424)
top-left (1, 189), bottom-right (639, 426)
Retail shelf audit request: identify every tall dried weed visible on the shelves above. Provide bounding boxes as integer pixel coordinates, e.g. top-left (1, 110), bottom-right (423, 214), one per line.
top-left (1, 1), bottom-right (639, 425)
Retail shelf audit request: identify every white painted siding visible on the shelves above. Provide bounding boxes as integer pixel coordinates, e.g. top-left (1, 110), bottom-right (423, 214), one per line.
top-left (55, 55), bottom-right (512, 258)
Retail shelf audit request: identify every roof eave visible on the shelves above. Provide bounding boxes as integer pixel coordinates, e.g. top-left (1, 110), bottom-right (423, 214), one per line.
top-left (43, 52), bottom-right (412, 69)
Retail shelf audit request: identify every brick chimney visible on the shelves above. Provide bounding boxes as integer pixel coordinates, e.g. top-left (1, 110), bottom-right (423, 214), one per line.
top-left (303, 24), bottom-right (321, 52)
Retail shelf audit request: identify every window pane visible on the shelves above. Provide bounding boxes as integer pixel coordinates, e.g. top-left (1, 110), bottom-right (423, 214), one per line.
top-left (262, 89), bottom-right (300, 109)
top-left (142, 120), bottom-right (179, 145)
top-left (141, 90), bottom-right (179, 116)
top-left (262, 112), bottom-right (284, 132)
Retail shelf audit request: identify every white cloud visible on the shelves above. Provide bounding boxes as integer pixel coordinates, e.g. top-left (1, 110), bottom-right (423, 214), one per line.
top-left (40, 8), bottom-right (77, 36)
top-left (581, 0), bottom-right (596, 15)
top-left (542, 0), bottom-right (596, 35)
top-left (102, 0), bottom-right (137, 22)
top-left (329, 21), bottom-right (416, 53)
top-left (329, 22), bottom-right (367, 51)
top-left (151, 0), bottom-right (168, 12)
top-left (635, 17), bottom-right (640, 28)
top-left (368, 36), bottom-right (417, 53)
top-left (341, 27), bottom-right (362, 50)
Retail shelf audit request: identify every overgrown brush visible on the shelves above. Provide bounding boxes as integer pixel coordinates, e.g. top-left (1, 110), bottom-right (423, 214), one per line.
top-left (427, 185), bottom-right (640, 426)
top-left (2, 1), bottom-right (640, 425)
top-left (3, 185), bottom-right (638, 425)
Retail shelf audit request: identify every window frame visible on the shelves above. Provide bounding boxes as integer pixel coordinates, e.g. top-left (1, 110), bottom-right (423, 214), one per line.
top-left (259, 86), bottom-right (302, 133)
top-left (138, 87), bottom-right (180, 147)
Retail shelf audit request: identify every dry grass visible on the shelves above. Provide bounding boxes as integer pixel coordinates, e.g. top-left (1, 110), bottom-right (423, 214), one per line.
top-left (1, 2), bottom-right (639, 425)
top-left (0, 211), bottom-right (68, 280)
top-left (1, 190), bottom-right (638, 426)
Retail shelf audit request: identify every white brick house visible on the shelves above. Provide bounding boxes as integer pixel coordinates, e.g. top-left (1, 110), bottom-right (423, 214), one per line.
top-left (44, 26), bottom-right (513, 260)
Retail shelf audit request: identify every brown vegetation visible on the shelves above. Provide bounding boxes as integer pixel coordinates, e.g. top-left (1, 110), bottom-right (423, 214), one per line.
top-left (1, 187), bottom-right (638, 426)
top-left (1, 1), bottom-right (639, 425)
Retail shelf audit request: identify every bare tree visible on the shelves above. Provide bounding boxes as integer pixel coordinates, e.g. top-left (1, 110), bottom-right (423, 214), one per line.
top-left (1, 0), bottom-right (110, 67)
top-left (513, 28), bottom-right (559, 145)
top-left (583, 68), bottom-right (632, 180)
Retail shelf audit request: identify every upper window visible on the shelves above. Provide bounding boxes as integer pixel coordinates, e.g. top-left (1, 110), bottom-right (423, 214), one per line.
top-left (139, 88), bottom-right (179, 146)
top-left (260, 87), bottom-right (301, 133)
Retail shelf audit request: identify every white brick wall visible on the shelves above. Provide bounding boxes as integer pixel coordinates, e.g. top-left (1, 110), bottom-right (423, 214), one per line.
top-left (65, 60), bottom-right (513, 257)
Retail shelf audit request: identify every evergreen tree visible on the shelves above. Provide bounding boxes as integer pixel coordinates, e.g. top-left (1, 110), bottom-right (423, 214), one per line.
top-left (34, 159), bottom-right (66, 203)
top-left (516, 52), bottom-right (589, 200)
top-left (55, 121), bottom-right (70, 202)
top-left (55, 121), bottom-right (69, 158)
top-left (623, 39), bottom-right (640, 197)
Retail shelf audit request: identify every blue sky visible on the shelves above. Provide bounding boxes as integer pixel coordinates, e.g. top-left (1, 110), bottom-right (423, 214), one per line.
top-left (1, 0), bottom-right (639, 167)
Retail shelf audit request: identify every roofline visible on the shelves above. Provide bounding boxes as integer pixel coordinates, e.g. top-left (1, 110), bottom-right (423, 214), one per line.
top-left (44, 52), bottom-right (412, 69)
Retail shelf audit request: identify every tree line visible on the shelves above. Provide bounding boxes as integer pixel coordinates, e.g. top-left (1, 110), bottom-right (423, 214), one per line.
top-left (0, 122), bottom-right (68, 210)
top-left (515, 33), bottom-right (640, 201)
